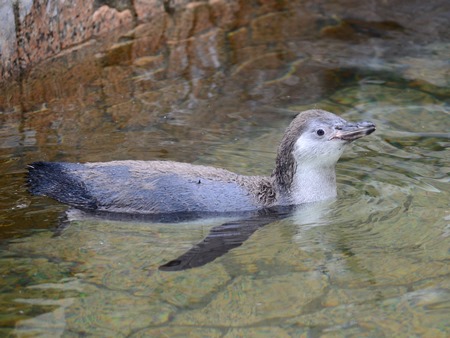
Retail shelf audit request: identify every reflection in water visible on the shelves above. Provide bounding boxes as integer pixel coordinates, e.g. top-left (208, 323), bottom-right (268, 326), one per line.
top-left (3, 179), bottom-right (449, 336)
top-left (159, 206), bottom-right (296, 271)
top-left (0, 1), bottom-right (449, 336)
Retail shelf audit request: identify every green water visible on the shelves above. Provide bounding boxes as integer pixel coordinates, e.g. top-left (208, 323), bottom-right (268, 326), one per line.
top-left (1, 10), bottom-right (449, 338)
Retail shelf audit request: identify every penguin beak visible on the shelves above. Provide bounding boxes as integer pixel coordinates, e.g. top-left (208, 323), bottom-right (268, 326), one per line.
top-left (332, 121), bottom-right (376, 141)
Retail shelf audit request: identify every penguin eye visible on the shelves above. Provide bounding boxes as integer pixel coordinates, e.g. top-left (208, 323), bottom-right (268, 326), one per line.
top-left (316, 129), bottom-right (325, 136)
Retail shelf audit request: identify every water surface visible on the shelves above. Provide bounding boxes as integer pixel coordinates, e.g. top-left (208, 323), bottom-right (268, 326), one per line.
top-left (0, 5), bottom-right (449, 337)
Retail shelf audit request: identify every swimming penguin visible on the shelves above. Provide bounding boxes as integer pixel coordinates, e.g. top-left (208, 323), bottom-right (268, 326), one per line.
top-left (27, 109), bottom-right (376, 215)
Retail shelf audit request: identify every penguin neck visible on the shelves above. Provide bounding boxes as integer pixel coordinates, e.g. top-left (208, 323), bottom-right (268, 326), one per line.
top-left (272, 150), bottom-right (338, 205)
top-left (288, 163), bottom-right (337, 204)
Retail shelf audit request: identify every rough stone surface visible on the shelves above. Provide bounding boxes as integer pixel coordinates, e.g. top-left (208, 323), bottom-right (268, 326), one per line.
top-left (1, 0), bottom-right (449, 110)
top-left (0, 2), bottom-right (19, 79)
top-left (251, 10), bottom-right (314, 44)
top-left (173, 272), bottom-right (328, 326)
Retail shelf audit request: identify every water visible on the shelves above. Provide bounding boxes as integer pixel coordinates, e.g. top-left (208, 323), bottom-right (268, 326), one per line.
top-left (1, 5), bottom-right (449, 337)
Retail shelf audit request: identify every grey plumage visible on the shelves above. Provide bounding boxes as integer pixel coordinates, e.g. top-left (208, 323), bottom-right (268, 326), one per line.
top-left (27, 109), bottom-right (375, 215)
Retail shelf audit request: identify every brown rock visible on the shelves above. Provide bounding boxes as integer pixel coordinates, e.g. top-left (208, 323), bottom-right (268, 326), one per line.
top-left (129, 18), bottom-right (167, 59)
top-left (165, 1), bottom-right (214, 42)
top-left (186, 2), bottom-right (213, 35)
top-left (209, 0), bottom-right (240, 30)
top-left (258, 0), bottom-right (290, 13)
top-left (251, 10), bottom-right (317, 44)
top-left (101, 65), bottom-right (135, 107)
top-left (227, 27), bottom-right (250, 64)
top-left (234, 0), bottom-right (255, 27)
top-left (58, 0), bottom-right (95, 49)
top-left (99, 41), bottom-right (134, 67)
top-left (18, 0), bottom-right (61, 66)
top-left (91, 6), bottom-right (134, 37)
top-left (188, 28), bottom-right (225, 71)
top-left (167, 40), bottom-right (189, 77)
top-left (133, 55), bottom-right (164, 68)
top-left (134, 0), bottom-right (165, 22)
top-left (0, 81), bottom-right (21, 111)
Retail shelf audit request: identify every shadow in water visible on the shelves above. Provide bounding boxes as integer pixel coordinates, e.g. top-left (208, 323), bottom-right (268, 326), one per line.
top-left (159, 205), bottom-right (295, 271)
top-left (57, 205), bottom-right (296, 271)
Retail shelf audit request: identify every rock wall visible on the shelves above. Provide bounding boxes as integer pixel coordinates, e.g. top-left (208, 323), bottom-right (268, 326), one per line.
top-left (0, 0), bottom-right (448, 111)
top-left (2, 0), bottom-right (448, 80)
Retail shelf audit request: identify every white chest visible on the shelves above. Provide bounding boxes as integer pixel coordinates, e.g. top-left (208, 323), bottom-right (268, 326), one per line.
top-left (290, 166), bottom-right (337, 204)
